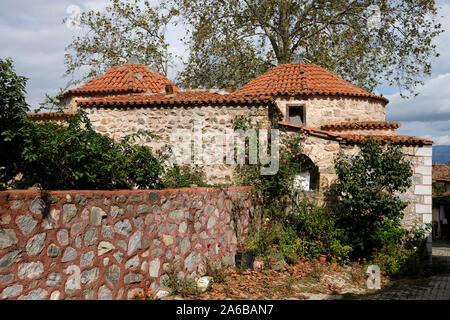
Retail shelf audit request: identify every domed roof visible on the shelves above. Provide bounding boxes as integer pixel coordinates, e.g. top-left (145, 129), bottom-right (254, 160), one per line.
top-left (63, 63), bottom-right (177, 97)
top-left (234, 63), bottom-right (388, 103)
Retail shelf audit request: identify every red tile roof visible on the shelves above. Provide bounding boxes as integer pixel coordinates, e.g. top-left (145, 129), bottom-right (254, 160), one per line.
top-left (321, 121), bottom-right (400, 131)
top-left (62, 64), bottom-right (177, 97)
top-left (28, 112), bottom-right (77, 121)
top-left (433, 164), bottom-right (450, 182)
top-left (234, 63), bottom-right (389, 103)
top-left (338, 134), bottom-right (433, 145)
top-left (278, 121), bottom-right (433, 146)
top-left (76, 91), bottom-right (274, 107)
top-left (278, 121), bottom-right (344, 140)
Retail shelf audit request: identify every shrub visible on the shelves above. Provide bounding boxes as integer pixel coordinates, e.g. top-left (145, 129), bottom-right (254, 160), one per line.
top-left (0, 58), bottom-right (30, 189)
top-left (372, 224), bottom-right (431, 277)
top-left (235, 125), bottom-right (317, 222)
top-left (287, 201), bottom-right (352, 262)
top-left (162, 261), bottom-right (199, 297)
top-left (331, 138), bottom-right (413, 259)
top-left (250, 200), bottom-right (351, 264)
top-left (12, 111), bottom-right (164, 190)
top-left (161, 164), bottom-right (209, 188)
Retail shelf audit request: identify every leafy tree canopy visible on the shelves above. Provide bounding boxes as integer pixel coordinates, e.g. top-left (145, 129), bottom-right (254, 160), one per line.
top-left (65, 0), bottom-right (443, 97)
top-left (64, 0), bottom-right (178, 84)
top-left (0, 58), bottom-right (30, 187)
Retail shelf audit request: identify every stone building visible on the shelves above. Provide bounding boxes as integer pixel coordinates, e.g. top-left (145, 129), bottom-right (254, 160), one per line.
top-left (31, 62), bottom-right (433, 238)
top-left (432, 164), bottom-right (450, 240)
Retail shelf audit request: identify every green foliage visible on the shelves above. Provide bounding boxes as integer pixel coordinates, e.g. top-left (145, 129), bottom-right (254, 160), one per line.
top-left (331, 138), bottom-right (413, 259)
top-left (13, 110), bottom-right (164, 190)
top-left (64, 0), bottom-right (178, 83)
top-left (176, 0), bottom-right (443, 96)
top-left (0, 58), bottom-right (30, 189)
top-left (251, 200), bottom-right (351, 264)
top-left (372, 224), bottom-right (431, 277)
top-left (286, 201), bottom-right (351, 263)
top-left (162, 261), bottom-right (199, 297)
top-left (203, 258), bottom-right (227, 284)
top-left (161, 165), bottom-right (209, 188)
top-left (433, 181), bottom-right (445, 196)
top-left (235, 124), bottom-right (315, 220)
top-left (65, 0), bottom-right (442, 97)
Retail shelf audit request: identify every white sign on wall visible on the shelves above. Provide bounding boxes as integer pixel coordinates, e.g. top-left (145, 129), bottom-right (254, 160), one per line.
top-left (293, 172), bottom-right (310, 191)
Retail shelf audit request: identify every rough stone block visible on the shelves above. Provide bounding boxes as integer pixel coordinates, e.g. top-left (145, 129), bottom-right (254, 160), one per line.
top-left (415, 185), bottom-right (432, 195)
top-left (415, 166), bottom-right (432, 175)
top-left (415, 147), bottom-right (432, 156)
top-left (416, 204), bottom-right (432, 214)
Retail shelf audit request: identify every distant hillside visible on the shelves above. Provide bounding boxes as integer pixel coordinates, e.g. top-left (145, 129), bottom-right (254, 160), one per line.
top-left (433, 145), bottom-right (450, 164)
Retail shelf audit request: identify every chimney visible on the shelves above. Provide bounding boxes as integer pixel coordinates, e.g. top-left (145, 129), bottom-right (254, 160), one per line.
top-left (165, 84), bottom-right (174, 94)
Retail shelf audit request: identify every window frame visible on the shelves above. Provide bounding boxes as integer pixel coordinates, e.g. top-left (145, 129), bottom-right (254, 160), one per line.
top-left (286, 104), bottom-right (306, 126)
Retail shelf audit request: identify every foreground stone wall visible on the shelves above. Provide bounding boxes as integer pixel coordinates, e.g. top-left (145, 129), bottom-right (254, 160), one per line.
top-left (0, 187), bottom-right (253, 300)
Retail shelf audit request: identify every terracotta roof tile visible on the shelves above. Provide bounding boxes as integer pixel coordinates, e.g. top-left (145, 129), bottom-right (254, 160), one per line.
top-left (28, 112), bottom-right (77, 121)
top-left (278, 121), bottom-right (432, 146)
top-left (278, 121), bottom-right (344, 141)
top-left (76, 91), bottom-right (274, 107)
top-left (321, 121), bottom-right (400, 131)
top-left (234, 63), bottom-right (389, 103)
top-left (433, 164), bottom-right (450, 182)
top-left (62, 64), bottom-right (177, 97)
top-left (338, 134), bottom-right (433, 146)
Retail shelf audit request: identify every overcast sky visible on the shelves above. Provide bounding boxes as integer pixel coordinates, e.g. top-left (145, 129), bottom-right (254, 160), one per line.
top-left (1, 0), bottom-right (449, 144)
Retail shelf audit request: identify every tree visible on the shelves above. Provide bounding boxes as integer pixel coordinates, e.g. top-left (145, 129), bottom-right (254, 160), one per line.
top-left (64, 0), bottom-right (178, 84)
top-left (331, 138), bottom-right (413, 259)
top-left (0, 58), bottom-right (30, 189)
top-left (177, 0), bottom-right (443, 94)
top-left (65, 0), bottom-right (442, 95)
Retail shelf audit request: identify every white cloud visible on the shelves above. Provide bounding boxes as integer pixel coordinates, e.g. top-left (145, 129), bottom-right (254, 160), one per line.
top-left (386, 73), bottom-right (450, 123)
top-left (422, 135), bottom-right (450, 145)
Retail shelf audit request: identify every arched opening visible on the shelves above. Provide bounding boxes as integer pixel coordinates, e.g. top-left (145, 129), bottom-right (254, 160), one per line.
top-left (292, 155), bottom-right (320, 192)
top-left (290, 155), bottom-right (320, 208)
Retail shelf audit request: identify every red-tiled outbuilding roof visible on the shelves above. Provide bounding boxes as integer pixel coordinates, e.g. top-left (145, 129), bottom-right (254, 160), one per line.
top-left (321, 121), bottom-right (400, 131)
top-left (62, 64), bottom-right (177, 97)
top-left (278, 121), bottom-right (433, 146)
top-left (27, 112), bottom-right (77, 121)
top-left (433, 164), bottom-right (450, 182)
top-left (338, 134), bottom-right (433, 146)
top-left (76, 91), bottom-right (274, 107)
top-left (234, 63), bottom-right (389, 103)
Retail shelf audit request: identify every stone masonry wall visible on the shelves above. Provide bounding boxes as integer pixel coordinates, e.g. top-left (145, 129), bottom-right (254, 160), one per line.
top-left (82, 104), bottom-right (271, 185)
top-left (276, 96), bottom-right (386, 129)
top-left (284, 127), bottom-right (433, 249)
top-left (0, 187), bottom-right (253, 300)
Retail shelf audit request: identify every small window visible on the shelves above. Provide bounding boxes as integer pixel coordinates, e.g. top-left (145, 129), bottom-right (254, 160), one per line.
top-left (288, 106), bottom-right (305, 125)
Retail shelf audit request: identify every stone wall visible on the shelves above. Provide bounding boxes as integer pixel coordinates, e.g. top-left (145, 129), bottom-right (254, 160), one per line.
top-left (284, 128), bottom-right (433, 244)
top-left (399, 145), bottom-right (433, 254)
top-left (81, 104), bottom-right (271, 185)
top-left (0, 187), bottom-right (253, 300)
top-left (276, 96), bottom-right (386, 129)
top-left (397, 146), bottom-right (432, 226)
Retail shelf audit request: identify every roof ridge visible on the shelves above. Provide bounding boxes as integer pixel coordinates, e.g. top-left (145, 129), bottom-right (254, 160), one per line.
top-left (234, 62), bottom-right (389, 103)
top-left (62, 64), bottom-right (177, 98)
